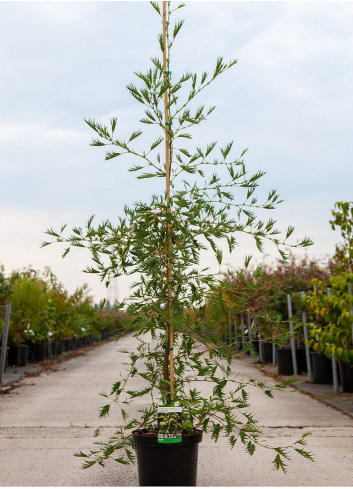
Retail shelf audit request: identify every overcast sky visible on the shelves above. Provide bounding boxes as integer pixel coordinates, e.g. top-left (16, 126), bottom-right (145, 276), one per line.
top-left (1, 1), bottom-right (353, 304)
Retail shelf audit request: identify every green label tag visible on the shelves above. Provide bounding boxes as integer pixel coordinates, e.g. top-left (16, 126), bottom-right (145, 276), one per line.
top-left (157, 406), bottom-right (183, 444)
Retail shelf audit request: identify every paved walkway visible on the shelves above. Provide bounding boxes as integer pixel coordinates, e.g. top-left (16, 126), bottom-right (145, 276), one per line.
top-left (248, 356), bottom-right (353, 419)
top-left (0, 334), bottom-right (352, 486)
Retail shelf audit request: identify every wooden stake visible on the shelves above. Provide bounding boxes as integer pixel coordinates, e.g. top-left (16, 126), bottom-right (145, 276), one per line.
top-left (163, 0), bottom-right (174, 401)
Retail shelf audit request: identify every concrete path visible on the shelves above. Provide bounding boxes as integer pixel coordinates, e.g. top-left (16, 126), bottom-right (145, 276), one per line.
top-left (0, 333), bottom-right (352, 486)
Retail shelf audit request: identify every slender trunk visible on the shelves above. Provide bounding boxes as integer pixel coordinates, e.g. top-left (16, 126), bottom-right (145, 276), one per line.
top-left (162, 0), bottom-right (174, 402)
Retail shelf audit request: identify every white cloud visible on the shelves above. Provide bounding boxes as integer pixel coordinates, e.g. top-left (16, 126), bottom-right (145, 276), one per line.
top-left (0, 123), bottom-right (87, 150)
top-left (25, 1), bottom-right (95, 25)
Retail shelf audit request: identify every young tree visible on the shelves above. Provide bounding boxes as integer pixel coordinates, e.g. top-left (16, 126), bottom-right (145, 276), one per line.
top-left (44, 1), bottom-right (313, 472)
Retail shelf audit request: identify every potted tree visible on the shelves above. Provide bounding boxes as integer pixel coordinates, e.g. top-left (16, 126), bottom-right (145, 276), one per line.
top-left (44, 2), bottom-right (314, 485)
top-left (8, 270), bottom-right (53, 363)
top-left (306, 201), bottom-right (353, 390)
top-left (307, 274), bottom-right (353, 390)
top-left (7, 271), bottom-right (42, 367)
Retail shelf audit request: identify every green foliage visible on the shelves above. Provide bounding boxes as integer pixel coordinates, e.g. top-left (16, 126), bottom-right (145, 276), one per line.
top-left (306, 273), bottom-right (353, 365)
top-left (0, 265), bottom-right (101, 345)
top-left (304, 201), bottom-right (353, 365)
top-left (44, 2), bottom-right (313, 472)
top-left (330, 201), bottom-right (353, 272)
top-left (8, 270), bottom-right (49, 345)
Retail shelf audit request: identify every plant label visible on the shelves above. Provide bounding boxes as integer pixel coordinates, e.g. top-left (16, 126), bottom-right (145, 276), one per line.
top-left (157, 406), bottom-right (183, 444)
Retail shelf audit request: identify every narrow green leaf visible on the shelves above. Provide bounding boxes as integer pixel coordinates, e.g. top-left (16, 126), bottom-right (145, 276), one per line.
top-left (129, 130), bottom-right (143, 143)
top-left (105, 152), bottom-right (122, 160)
top-left (173, 20), bottom-right (184, 39)
top-left (99, 404), bottom-right (110, 418)
top-left (150, 1), bottom-right (161, 15)
top-left (82, 460), bottom-right (96, 469)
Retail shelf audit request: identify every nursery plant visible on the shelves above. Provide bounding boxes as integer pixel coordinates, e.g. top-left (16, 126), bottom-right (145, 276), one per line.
top-left (252, 255), bottom-right (331, 347)
top-left (44, 1), bottom-right (314, 482)
top-left (306, 274), bottom-right (353, 365)
top-left (8, 271), bottom-right (50, 346)
top-left (211, 255), bottom-right (331, 353)
top-left (307, 201), bottom-right (353, 366)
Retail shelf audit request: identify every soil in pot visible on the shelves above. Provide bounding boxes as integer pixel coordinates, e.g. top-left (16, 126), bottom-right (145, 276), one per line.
top-left (8, 345), bottom-right (28, 367)
top-left (338, 362), bottom-right (353, 392)
top-left (310, 351), bottom-right (332, 384)
top-left (132, 429), bottom-right (202, 487)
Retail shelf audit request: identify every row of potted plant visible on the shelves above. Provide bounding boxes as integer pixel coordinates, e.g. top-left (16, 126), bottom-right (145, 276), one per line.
top-left (0, 266), bottom-right (128, 368)
top-left (210, 224), bottom-right (353, 391)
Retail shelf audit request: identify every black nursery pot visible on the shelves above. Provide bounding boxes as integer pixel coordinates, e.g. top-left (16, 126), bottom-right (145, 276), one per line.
top-left (132, 430), bottom-right (202, 487)
top-left (8, 345), bottom-right (28, 367)
top-left (339, 362), bottom-right (353, 393)
top-left (296, 348), bottom-right (307, 373)
top-left (61, 338), bottom-right (73, 352)
top-left (49, 340), bottom-right (60, 357)
top-left (28, 342), bottom-right (46, 362)
top-left (276, 348), bottom-right (295, 375)
top-left (310, 351), bottom-right (332, 384)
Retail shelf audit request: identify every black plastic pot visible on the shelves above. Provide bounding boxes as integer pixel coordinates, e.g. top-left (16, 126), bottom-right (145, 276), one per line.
top-left (28, 342), bottom-right (46, 362)
top-left (296, 348), bottom-right (307, 373)
top-left (73, 337), bottom-right (83, 349)
top-left (276, 348), bottom-right (305, 375)
top-left (55, 340), bottom-right (63, 356)
top-left (8, 345), bottom-right (28, 367)
top-left (310, 351), bottom-right (332, 384)
top-left (61, 338), bottom-right (73, 352)
top-left (132, 430), bottom-right (202, 486)
top-left (260, 342), bottom-right (273, 363)
top-left (46, 341), bottom-right (60, 359)
top-left (276, 348), bottom-right (294, 375)
top-left (338, 362), bottom-right (353, 392)
top-left (52, 340), bottom-right (60, 357)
